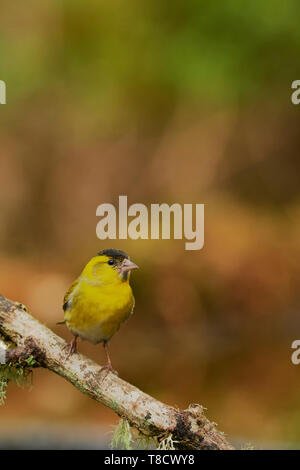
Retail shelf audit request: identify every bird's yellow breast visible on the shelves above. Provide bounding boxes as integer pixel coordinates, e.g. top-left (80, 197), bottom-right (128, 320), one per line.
top-left (64, 278), bottom-right (134, 344)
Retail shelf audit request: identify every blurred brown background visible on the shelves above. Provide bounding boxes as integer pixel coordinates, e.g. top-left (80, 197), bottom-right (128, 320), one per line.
top-left (1, 0), bottom-right (300, 449)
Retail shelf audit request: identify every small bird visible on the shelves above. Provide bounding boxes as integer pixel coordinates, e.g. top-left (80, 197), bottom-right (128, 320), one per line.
top-left (61, 249), bottom-right (138, 373)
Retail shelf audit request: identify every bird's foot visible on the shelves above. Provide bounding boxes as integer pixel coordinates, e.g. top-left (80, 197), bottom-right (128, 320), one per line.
top-left (100, 363), bottom-right (118, 376)
top-left (63, 337), bottom-right (78, 359)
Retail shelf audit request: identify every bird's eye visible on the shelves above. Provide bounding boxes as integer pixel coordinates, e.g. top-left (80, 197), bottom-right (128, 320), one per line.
top-left (108, 259), bottom-right (115, 266)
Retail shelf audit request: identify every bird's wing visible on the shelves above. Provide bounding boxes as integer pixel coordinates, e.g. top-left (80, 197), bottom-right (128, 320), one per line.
top-left (63, 279), bottom-right (79, 311)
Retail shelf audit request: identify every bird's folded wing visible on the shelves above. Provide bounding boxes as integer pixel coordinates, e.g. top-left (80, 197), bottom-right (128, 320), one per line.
top-left (63, 279), bottom-right (79, 311)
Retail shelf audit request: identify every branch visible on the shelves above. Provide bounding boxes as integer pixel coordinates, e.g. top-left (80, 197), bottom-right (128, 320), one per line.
top-left (0, 294), bottom-right (234, 450)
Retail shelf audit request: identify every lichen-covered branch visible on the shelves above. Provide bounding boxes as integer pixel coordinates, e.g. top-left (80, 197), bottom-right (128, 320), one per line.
top-left (0, 294), bottom-right (234, 450)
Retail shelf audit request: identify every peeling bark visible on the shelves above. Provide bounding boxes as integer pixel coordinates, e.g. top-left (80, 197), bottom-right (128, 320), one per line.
top-left (0, 294), bottom-right (234, 450)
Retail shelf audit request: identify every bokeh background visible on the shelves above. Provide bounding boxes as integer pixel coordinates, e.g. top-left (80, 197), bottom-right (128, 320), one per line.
top-left (1, 0), bottom-right (300, 449)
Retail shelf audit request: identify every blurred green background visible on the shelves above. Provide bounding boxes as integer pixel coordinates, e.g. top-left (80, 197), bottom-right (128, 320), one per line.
top-left (1, 0), bottom-right (300, 449)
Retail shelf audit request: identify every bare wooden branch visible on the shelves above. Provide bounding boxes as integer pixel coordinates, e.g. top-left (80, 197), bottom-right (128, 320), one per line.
top-left (0, 294), bottom-right (234, 450)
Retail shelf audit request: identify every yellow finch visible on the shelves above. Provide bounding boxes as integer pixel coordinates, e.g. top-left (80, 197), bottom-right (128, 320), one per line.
top-left (61, 249), bottom-right (138, 373)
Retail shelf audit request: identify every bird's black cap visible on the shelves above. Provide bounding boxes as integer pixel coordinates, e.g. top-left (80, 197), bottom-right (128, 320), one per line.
top-left (97, 248), bottom-right (129, 260)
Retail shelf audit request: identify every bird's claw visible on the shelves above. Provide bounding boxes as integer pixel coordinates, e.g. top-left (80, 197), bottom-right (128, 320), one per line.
top-left (63, 338), bottom-right (78, 359)
top-left (100, 364), bottom-right (118, 376)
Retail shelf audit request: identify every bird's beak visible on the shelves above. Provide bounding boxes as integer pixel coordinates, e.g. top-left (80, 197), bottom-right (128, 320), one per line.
top-left (119, 259), bottom-right (139, 273)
